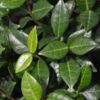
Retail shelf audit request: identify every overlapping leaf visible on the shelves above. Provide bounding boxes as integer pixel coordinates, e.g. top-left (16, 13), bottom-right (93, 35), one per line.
top-left (60, 59), bottom-right (80, 91)
top-left (21, 71), bottom-right (42, 100)
top-left (51, 0), bottom-right (70, 37)
top-left (39, 41), bottom-right (68, 60)
top-left (32, 0), bottom-right (53, 20)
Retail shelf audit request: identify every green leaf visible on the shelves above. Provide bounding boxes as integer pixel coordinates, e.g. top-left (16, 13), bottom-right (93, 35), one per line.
top-left (47, 89), bottom-right (73, 100)
top-left (76, 0), bottom-right (96, 11)
top-left (51, 0), bottom-right (70, 37)
top-left (78, 11), bottom-right (99, 31)
top-left (27, 26), bottom-right (38, 53)
top-left (0, 0), bottom-right (25, 9)
top-left (31, 59), bottom-right (49, 85)
top-left (15, 53), bottom-right (33, 73)
top-left (69, 36), bottom-right (97, 55)
top-left (0, 8), bottom-right (9, 19)
top-left (9, 29), bottom-right (28, 54)
top-left (39, 41), bottom-right (68, 60)
top-left (0, 44), bottom-right (5, 54)
top-left (32, 0), bottom-right (53, 20)
top-left (82, 85), bottom-right (100, 100)
top-left (39, 37), bottom-right (57, 49)
top-left (60, 59), bottom-right (80, 91)
top-left (0, 80), bottom-right (16, 96)
top-left (78, 62), bottom-right (92, 91)
top-left (21, 71), bottom-right (42, 100)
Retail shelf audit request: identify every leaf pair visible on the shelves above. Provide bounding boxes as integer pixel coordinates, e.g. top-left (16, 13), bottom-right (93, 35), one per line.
top-left (60, 59), bottom-right (92, 92)
top-left (15, 26), bottom-right (38, 73)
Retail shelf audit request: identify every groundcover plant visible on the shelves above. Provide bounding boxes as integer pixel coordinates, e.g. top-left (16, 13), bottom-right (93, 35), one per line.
top-left (0, 0), bottom-right (100, 100)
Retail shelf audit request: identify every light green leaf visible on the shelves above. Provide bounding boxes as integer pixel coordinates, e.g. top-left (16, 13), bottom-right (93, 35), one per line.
top-left (47, 89), bottom-right (73, 100)
top-left (0, 0), bottom-right (25, 9)
top-left (21, 71), bottom-right (42, 100)
top-left (76, 0), bottom-right (96, 11)
top-left (60, 59), bottom-right (80, 91)
top-left (82, 85), bottom-right (100, 100)
top-left (27, 26), bottom-right (38, 53)
top-left (69, 36), bottom-right (97, 55)
top-left (39, 41), bottom-right (68, 60)
top-left (15, 53), bottom-right (33, 73)
top-left (31, 59), bottom-right (49, 85)
top-left (32, 0), bottom-right (53, 20)
top-left (78, 11), bottom-right (99, 31)
top-left (51, 0), bottom-right (70, 37)
top-left (78, 62), bottom-right (92, 91)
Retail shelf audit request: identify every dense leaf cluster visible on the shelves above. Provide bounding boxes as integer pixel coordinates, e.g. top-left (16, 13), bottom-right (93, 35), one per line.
top-left (0, 0), bottom-right (100, 100)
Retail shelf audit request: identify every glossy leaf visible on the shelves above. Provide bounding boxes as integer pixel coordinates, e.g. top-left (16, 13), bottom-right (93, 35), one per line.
top-left (47, 89), bottom-right (73, 100)
top-left (78, 63), bottom-right (92, 91)
top-left (39, 41), bottom-right (68, 60)
top-left (15, 53), bottom-right (33, 73)
top-left (32, 0), bottom-right (53, 20)
top-left (31, 59), bottom-right (49, 84)
top-left (51, 0), bottom-right (70, 37)
top-left (27, 26), bottom-right (38, 53)
top-left (69, 36), bottom-right (97, 55)
top-left (82, 85), bottom-right (100, 100)
top-left (78, 11), bottom-right (99, 31)
top-left (76, 0), bottom-right (96, 11)
top-left (60, 59), bottom-right (80, 91)
top-left (21, 71), bottom-right (42, 100)
top-left (0, 0), bottom-right (25, 9)
top-left (9, 30), bottom-right (28, 54)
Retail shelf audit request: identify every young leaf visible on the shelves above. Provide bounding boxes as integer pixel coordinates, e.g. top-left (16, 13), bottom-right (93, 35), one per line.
top-left (76, 0), bottom-right (96, 11)
top-left (0, 0), bottom-right (25, 9)
top-left (15, 53), bottom-right (33, 73)
top-left (31, 59), bottom-right (49, 85)
top-left (27, 26), bottom-right (38, 53)
top-left (32, 0), bottom-right (53, 20)
top-left (78, 11), bottom-right (99, 31)
top-left (60, 59), bottom-right (80, 91)
top-left (0, 44), bottom-right (5, 54)
top-left (82, 85), bottom-right (100, 100)
top-left (69, 36), bottom-right (97, 55)
top-left (21, 71), bottom-right (42, 100)
top-left (39, 41), bottom-right (68, 60)
top-left (51, 0), bottom-right (70, 37)
top-left (78, 63), bottom-right (92, 91)
top-left (47, 89), bottom-right (73, 100)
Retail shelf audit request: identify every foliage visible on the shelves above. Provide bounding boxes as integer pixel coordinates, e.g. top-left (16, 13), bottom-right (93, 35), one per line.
top-left (0, 0), bottom-right (100, 100)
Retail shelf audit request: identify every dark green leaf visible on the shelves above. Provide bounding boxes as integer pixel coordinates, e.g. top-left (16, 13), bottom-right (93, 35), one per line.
top-left (78, 62), bottom-right (92, 91)
top-left (78, 11), bottom-right (99, 31)
top-left (15, 53), bottom-right (33, 73)
top-left (60, 59), bottom-right (80, 91)
top-left (39, 41), bottom-right (68, 60)
top-left (0, 44), bottom-right (5, 54)
top-left (69, 36), bottom-right (97, 55)
top-left (32, 0), bottom-right (53, 20)
top-left (51, 0), bottom-right (70, 37)
top-left (76, 0), bottom-right (96, 11)
top-left (21, 71), bottom-right (42, 100)
top-left (47, 89), bottom-right (73, 100)
top-left (82, 85), bottom-right (100, 100)
top-left (0, 80), bottom-right (16, 96)
top-left (27, 26), bottom-right (38, 53)
top-left (31, 59), bottom-right (49, 84)
top-left (9, 30), bottom-right (28, 54)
